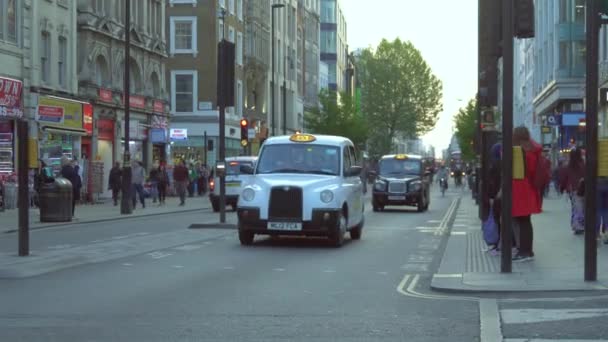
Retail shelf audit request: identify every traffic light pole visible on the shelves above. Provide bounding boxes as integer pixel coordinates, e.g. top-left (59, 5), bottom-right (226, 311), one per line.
top-left (500, 0), bottom-right (514, 273)
top-left (218, 40), bottom-right (227, 224)
top-left (584, 0), bottom-right (599, 282)
top-left (120, 0), bottom-right (133, 215)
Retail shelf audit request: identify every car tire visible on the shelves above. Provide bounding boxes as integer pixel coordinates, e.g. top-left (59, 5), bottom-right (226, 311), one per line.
top-left (329, 212), bottom-right (346, 247)
top-left (239, 230), bottom-right (254, 245)
top-left (211, 199), bottom-right (220, 212)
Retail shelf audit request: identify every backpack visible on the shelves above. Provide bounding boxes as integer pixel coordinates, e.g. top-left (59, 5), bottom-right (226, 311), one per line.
top-left (533, 155), bottom-right (551, 190)
top-left (482, 207), bottom-right (499, 246)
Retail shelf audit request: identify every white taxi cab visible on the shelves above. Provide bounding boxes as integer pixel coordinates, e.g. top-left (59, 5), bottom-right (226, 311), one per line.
top-left (236, 133), bottom-right (365, 247)
top-left (209, 156), bottom-right (257, 212)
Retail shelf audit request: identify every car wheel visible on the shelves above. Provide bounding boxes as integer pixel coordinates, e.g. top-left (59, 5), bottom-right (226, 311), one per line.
top-left (239, 230), bottom-right (254, 245)
top-left (329, 211), bottom-right (346, 247)
top-left (211, 199), bottom-right (220, 212)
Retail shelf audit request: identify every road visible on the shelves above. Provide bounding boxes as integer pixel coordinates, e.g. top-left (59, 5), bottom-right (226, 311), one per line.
top-left (2, 187), bottom-right (608, 341)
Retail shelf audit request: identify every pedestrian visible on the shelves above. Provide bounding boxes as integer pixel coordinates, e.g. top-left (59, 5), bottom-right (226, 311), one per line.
top-left (149, 163), bottom-right (160, 204)
top-left (131, 160), bottom-right (146, 209)
top-left (559, 147), bottom-right (585, 234)
top-left (188, 163), bottom-right (197, 197)
top-left (60, 156), bottom-right (80, 217)
top-left (157, 162), bottom-right (170, 205)
top-left (511, 126), bottom-right (542, 262)
top-left (108, 162), bottom-right (122, 206)
top-left (173, 160), bottom-right (189, 206)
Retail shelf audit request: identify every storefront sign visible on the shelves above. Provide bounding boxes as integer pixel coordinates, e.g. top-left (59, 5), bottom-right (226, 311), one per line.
top-left (97, 119), bottom-right (114, 141)
top-left (83, 103), bottom-right (93, 134)
top-left (170, 129), bottom-right (188, 140)
top-left (0, 77), bottom-right (23, 118)
top-left (37, 96), bottom-right (83, 129)
top-left (121, 94), bottom-right (146, 109)
top-left (150, 128), bottom-right (166, 143)
top-left (153, 100), bottom-right (164, 113)
top-left (99, 88), bottom-right (113, 103)
top-left (151, 115), bottom-right (168, 129)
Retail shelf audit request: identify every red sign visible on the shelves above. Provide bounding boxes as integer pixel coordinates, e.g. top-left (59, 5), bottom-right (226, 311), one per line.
top-left (83, 103), bottom-right (93, 135)
top-left (38, 105), bottom-right (64, 123)
top-left (97, 119), bottom-right (114, 141)
top-left (153, 100), bottom-right (164, 113)
top-left (121, 94), bottom-right (145, 109)
top-left (99, 88), bottom-right (113, 103)
top-left (0, 77), bottom-right (23, 118)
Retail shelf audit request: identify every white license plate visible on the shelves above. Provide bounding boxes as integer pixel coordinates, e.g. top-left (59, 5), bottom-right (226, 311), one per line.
top-left (388, 195), bottom-right (406, 200)
top-left (267, 222), bottom-right (302, 231)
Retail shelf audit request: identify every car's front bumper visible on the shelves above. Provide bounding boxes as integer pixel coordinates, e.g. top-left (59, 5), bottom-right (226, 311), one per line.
top-left (372, 192), bottom-right (422, 207)
top-left (237, 207), bottom-right (340, 236)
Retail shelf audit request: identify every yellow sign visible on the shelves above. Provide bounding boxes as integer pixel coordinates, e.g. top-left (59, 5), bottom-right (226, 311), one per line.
top-left (395, 154), bottom-right (408, 160)
top-left (599, 139), bottom-right (608, 177)
top-left (289, 133), bottom-right (316, 143)
top-left (28, 138), bottom-right (39, 168)
top-left (37, 96), bottom-right (83, 129)
top-left (513, 147), bottom-right (525, 180)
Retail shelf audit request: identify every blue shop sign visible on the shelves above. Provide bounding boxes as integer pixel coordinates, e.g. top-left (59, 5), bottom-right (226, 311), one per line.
top-left (150, 128), bottom-right (166, 143)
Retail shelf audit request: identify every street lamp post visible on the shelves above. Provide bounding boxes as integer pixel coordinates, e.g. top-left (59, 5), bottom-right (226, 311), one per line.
top-left (271, 3), bottom-right (285, 137)
top-left (121, 0), bottom-right (133, 215)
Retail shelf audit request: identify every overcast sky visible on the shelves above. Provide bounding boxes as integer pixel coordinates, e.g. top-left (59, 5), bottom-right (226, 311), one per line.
top-left (340, 0), bottom-right (478, 156)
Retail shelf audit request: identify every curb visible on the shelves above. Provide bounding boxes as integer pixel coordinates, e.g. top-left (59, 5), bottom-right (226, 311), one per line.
top-left (430, 276), bottom-right (608, 294)
top-left (3, 207), bottom-right (212, 234)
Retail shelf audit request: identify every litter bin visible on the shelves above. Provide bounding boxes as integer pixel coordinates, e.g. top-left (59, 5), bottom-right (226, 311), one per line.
top-left (39, 178), bottom-right (73, 222)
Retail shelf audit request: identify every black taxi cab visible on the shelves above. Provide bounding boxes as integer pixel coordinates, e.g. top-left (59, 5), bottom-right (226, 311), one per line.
top-left (371, 154), bottom-right (430, 212)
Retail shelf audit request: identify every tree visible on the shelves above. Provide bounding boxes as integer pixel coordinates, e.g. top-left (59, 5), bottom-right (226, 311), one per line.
top-left (358, 39), bottom-right (443, 157)
top-left (453, 99), bottom-right (478, 161)
top-left (304, 89), bottom-right (368, 148)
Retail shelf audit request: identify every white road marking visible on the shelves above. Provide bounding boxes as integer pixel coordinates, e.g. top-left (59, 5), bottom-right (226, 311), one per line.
top-left (173, 244), bottom-right (203, 251)
top-left (273, 268), bottom-right (286, 272)
top-left (323, 270), bottom-right (336, 273)
top-left (427, 220), bottom-right (442, 223)
top-left (377, 271), bottom-right (388, 275)
top-left (47, 244), bottom-right (72, 249)
top-left (172, 265), bottom-right (184, 269)
top-left (501, 309), bottom-right (608, 324)
top-left (122, 263), bottom-right (133, 266)
top-left (480, 299), bottom-right (503, 342)
top-left (451, 231), bottom-right (467, 235)
top-left (433, 274), bottom-right (463, 278)
top-left (147, 251), bottom-right (173, 259)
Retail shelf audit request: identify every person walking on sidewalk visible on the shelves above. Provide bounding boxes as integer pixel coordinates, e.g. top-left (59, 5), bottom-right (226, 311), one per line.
top-left (173, 161), bottom-right (189, 206)
top-left (131, 160), bottom-right (146, 209)
top-left (559, 147), bottom-right (585, 234)
top-left (512, 126), bottom-right (542, 262)
top-left (108, 162), bottom-right (122, 206)
top-left (60, 156), bottom-right (80, 217)
top-left (157, 163), bottom-right (170, 205)
top-left (149, 163), bottom-right (160, 204)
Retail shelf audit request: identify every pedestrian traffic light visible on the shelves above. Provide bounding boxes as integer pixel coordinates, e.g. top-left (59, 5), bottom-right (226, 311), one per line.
top-left (514, 0), bottom-right (535, 38)
top-left (240, 118), bottom-right (249, 147)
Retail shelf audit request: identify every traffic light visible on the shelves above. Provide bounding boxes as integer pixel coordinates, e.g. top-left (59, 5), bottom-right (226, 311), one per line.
top-left (240, 118), bottom-right (249, 147)
top-left (514, 0), bottom-right (535, 39)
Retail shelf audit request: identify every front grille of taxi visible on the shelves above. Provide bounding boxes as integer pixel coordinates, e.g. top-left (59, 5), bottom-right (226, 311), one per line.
top-left (268, 186), bottom-right (303, 220)
top-left (388, 181), bottom-right (406, 193)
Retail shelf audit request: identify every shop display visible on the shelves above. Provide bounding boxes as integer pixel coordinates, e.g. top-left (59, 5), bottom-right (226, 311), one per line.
top-left (90, 161), bottom-right (104, 196)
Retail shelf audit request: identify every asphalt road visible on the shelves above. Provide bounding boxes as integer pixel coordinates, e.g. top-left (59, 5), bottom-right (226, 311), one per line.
top-left (4, 186), bottom-right (608, 341)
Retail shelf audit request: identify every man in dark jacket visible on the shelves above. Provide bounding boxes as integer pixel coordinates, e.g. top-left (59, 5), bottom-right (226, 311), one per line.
top-left (173, 161), bottom-right (189, 206)
top-left (108, 162), bottom-right (122, 206)
top-left (60, 156), bottom-right (80, 217)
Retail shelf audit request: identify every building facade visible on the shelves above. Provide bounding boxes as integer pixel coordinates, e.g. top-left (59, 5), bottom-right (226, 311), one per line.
top-left (297, 0), bottom-right (321, 117)
top-left (77, 0), bottom-right (169, 198)
top-left (514, 37), bottom-right (538, 141)
top-left (320, 0), bottom-right (347, 92)
top-left (166, 0), bottom-right (245, 165)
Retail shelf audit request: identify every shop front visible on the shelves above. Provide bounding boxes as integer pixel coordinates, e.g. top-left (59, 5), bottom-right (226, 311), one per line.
top-left (36, 95), bottom-right (87, 175)
top-left (120, 118), bottom-right (148, 165)
top-left (0, 76), bottom-right (23, 174)
top-left (151, 100), bottom-right (168, 165)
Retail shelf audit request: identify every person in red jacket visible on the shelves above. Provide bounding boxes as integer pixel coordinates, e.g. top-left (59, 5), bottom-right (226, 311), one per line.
top-left (512, 126), bottom-right (542, 262)
top-left (173, 160), bottom-right (189, 206)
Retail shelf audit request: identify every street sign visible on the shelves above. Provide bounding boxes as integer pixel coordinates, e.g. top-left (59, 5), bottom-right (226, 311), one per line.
top-left (248, 128), bottom-right (255, 140)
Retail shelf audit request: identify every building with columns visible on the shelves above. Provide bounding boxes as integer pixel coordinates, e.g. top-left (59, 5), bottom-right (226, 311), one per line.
top-left (77, 0), bottom-right (169, 198)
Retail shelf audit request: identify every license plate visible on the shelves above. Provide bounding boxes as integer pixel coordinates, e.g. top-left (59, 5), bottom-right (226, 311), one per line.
top-left (388, 195), bottom-right (406, 200)
top-left (267, 222), bottom-right (302, 231)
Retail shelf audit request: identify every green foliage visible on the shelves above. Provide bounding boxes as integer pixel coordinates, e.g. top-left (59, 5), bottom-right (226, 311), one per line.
top-left (358, 39), bottom-right (443, 157)
top-left (453, 99), bottom-right (478, 161)
top-left (304, 89), bottom-right (368, 148)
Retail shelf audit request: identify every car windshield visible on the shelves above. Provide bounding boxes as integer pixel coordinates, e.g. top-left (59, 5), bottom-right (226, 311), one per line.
top-left (226, 161), bottom-right (253, 175)
top-left (256, 144), bottom-right (341, 176)
top-left (379, 158), bottom-right (421, 176)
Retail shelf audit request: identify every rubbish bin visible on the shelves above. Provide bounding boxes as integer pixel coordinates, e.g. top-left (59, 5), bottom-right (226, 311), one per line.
top-left (39, 178), bottom-right (73, 222)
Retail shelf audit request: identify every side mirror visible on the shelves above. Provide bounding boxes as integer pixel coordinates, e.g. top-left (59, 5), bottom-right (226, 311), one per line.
top-left (345, 165), bottom-right (362, 177)
top-left (240, 164), bottom-right (254, 175)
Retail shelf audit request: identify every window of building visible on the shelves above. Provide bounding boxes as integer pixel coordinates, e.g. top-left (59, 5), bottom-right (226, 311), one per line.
top-left (574, 0), bottom-right (585, 23)
top-left (237, 32), bottom-right (243, 65)
top-left (58, 37), bottom-right (67, 88)
top-left (559, 41), bottom-right (569, 68)
top-left (219, 0), bottom-right (225, 9)
top-left (321, 0), bottom-right (336, 24)
top-left (228, 26), bottom-right (235, 43)
top-left (41, 32), bottom-right (51, 83)
top-left (0, 0), bottom-right (19, 44)
top-left (171, 70), bottom-right (197, 113)
top-left (229, 0), bottom-right (235, 15)
top-left (236, 80), bottom-right (243, 116)
top-left (170, 17), bottom-right (197, 55)
top-left (170, 0), bottom-right (197, 4)
top-left (237, 0), bottom-right (243, 20)
top-left (219, 20), bottom-right (224, 41)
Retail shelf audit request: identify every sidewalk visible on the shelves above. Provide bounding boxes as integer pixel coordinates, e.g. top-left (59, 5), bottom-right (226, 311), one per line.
top-left (0, 195), bottom-right (212, 234)
top-left (432, 194), bottom-right (608, 292)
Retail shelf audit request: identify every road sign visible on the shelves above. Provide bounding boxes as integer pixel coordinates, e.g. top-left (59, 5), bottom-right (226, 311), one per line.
top-left (248, 128), bottom-right (255, 140)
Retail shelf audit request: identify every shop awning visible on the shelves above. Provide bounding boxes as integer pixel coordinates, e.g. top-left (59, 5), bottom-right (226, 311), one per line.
top-left (40, 123), bottom-right (88, 136)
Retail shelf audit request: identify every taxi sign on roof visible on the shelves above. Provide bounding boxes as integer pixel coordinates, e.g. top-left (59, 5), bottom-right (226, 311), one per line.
top-left (395, 154), bottom-right (408, 160)
top-left (289, 133), bottom-right (316, 143)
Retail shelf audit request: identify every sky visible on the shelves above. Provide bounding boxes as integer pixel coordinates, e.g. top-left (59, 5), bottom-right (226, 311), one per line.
top-left (340, 0), bottom-right (478, 156)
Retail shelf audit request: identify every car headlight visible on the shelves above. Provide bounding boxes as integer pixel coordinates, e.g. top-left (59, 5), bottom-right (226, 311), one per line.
top-left (320, 190), bottom-right (334, 203)
top-left (374, 181), bottom-right (387, 191)
top-left (411, 182), bottom-right (422, 192)
top-left (242, 188), bottom-right (255, 201)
